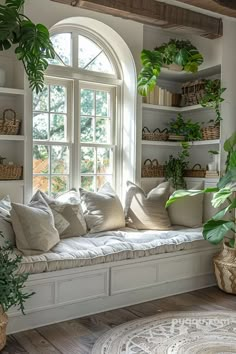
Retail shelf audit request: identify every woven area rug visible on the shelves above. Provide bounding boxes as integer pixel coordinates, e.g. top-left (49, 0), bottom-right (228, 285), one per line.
top-left (92, 311), bottom-right (236, 354)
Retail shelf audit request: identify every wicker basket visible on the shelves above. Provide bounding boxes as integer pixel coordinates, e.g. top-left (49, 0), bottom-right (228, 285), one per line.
top-left (0, 309), bottom-right (8, 351)
top-left (202, 125), bottom-right (220, 140)
top-left (142, 127), bottom-right (168, 141)
top-left (0, 165), bottom-right (23, 180)
top-left (184, 163), bottom-right (206, 178)
top-left (182, 80), bottom-right (205, 106)
top-left (141, 159), bottom-right (165, 178)
top-left (0, 109), bottom-right (21, 135)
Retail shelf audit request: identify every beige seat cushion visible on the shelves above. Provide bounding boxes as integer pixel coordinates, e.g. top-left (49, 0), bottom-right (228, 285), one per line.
top-left (80, 183), bottom-right (125, 233)
top-left (125, 181), bottom-right (171, 230)
top-left (11, 191), bottom-right (60, 256)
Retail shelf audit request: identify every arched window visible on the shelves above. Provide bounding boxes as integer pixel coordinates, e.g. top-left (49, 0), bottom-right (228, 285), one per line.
top-left (32, 26), bottom-right (121, 196)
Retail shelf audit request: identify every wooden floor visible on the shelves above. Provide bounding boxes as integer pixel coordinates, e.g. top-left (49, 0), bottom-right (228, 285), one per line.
top-left (4, 286), bottom-right (236, 354)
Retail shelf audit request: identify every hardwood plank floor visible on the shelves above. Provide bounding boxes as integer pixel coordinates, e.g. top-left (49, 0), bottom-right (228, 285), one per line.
top-left (3, 286), bottom-right (236, 354)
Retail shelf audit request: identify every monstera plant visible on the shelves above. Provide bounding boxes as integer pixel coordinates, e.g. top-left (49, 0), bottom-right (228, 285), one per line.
top-left (0, 0), bottom-right (55, 92)
top-left (138, 39), bottom-right (204, 96)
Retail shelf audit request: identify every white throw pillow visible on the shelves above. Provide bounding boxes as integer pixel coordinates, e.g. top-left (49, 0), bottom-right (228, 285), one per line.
top-left (11, 191), bottom-right (60, 255)
top-left (125, 181), bottom-right (171, 230)
top-left (168, 183), bottom-right (204, 228)
top-left (80, 183), bottom-right (125, 233)
top-left (0, 195), bottom-right (12, 220)
top-left (0, 217), bottom-right (15, 248)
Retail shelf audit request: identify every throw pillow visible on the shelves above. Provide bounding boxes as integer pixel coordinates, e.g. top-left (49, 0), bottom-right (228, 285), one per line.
top-left (125, 181), bottom-right (171, 230)
top-left (0, 195), bottom-right (12, 220)
top-left (168, 183), bottom-right (204, 228)
top-left (80, 182), bottom-right (125, 233)
top-left (11, 191), bottom-right (60, 255)
top-left (0, 217), bottom-right (15, 248)
top-left (38, 190), bottom-right (87, 238)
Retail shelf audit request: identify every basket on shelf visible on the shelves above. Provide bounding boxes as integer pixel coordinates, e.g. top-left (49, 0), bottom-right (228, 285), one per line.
top-left (142, 127), bottom-right (169, 141)
top-left (182, 80), bottom-right (205, 106)
top-left (0, 165), bottom-right (23, 180)
top-left (141, 159), bottom-right (165, 178)
top-left (184, 163), bottom-right (206, 178)
top-left (0, 109), bottom-right (21, 135)
top-left (201, 125), bottom-right (220, 140)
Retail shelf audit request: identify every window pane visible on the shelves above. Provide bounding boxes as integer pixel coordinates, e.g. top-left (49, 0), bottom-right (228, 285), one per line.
top-left (86, 52), bottom-right (114, 74)
top-left (50, 114), bottom-right (66, 141)
top-left (97, 148), bottom-right (112, 174)
top-left (96, 175), bottom-right (112, 190)
top-left (33, 86), bottom-right (49, 112)
top-left (33, 176), bottom-right (49, 194)
top-left (33, 145), bottom-right (49, 174)
top-left (78, 35), bottom-right (101, 69)
top-left (96, 91), bottom-right (109, 117)
top-left (81, 176), bottom-right (95, 191)
top-left (51, 176), bottom-right (68, 197)
top-left (96, 118), bottom-right (110, 143)
top-left (81, 116), bottom-right (94, 142)
top-left (49, 33), bottom-right (72, 66)
top-left (80, 89), bottom-right (94, 116)
top-left (50, 85), bottom-right (67, 113)
top-left (81, 147), bottom-right (95, 173)
top-left (51, 146), bottom-right (69, 174)
top-left (33, 113), bottom-right (49, 140)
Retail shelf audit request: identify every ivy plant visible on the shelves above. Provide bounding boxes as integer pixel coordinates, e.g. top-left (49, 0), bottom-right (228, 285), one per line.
top-left (0, 0), bottom-right (55, 93)
top-left (168, 113), bottom-right (202, 141)
top-left (138, 39), bottom-right (204, 96)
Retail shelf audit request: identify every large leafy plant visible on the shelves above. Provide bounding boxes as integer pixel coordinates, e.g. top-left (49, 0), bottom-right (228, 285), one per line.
top-left (166, 132), bottom-right (236, 248)
top-left (168, 113), bottom-right (202, 141)
top-left (0, 0), bottom-right (55, 93)
top-left (138, 39), bottom-right (204, 96)
top-left (164, 143), bottom-right (189, 189)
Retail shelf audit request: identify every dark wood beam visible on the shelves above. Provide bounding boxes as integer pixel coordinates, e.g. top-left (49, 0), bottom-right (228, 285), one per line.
top-left (50, 0), bottom-right (223, 39)
top-left (176, 0), bottom-right (236, 18)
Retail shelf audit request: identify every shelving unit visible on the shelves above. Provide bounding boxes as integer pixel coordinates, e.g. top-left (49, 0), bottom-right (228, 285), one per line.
top-left (142, 103), bottom-right (208, 113)
top-left (141, 140), bottom-right (220, 147)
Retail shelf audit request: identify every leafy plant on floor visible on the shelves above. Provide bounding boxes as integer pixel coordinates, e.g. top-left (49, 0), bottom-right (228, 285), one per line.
top-left (0, 0), bottom-right (55, 93)
top-left (166, 132), bottom-right (236, 248)
top-left (164, 142), bottom-right (189, 189)
top-left (138, 39), bottom-right (204, 96)
top-left (168, 113), bottom-right (202, 141)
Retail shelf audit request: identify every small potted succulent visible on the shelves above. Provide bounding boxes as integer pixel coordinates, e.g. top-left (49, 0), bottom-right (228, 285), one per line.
top-left (0, 240), bottom-right (34, 350)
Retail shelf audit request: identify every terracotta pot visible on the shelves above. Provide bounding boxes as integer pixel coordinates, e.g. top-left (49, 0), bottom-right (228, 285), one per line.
top-left (0, 308), bottom-right (8, 351)
top-left (213, 242), bottom-right (236, 294)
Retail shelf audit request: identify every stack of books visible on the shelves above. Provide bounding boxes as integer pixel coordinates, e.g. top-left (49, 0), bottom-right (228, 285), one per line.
top-left (205, 171), bottom-right (219, 179)
top-left (144, 85), bottom-right (173, 106)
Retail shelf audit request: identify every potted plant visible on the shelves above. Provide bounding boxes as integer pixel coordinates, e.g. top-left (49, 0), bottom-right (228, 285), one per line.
top-left (166, 131), bottom-right (236, 294)
top-left (168, 113), bottom-right (202, 141)
top-left (0, 0), bottom-right (55, 93)
top-left (164, 142), bottom-right (189, 189)
top-left (137, 39), bottom-right (204, 96)
top-left (0, 240), bottom-right (34, 350)
top-left (200, 79), bottom-right (226, 140)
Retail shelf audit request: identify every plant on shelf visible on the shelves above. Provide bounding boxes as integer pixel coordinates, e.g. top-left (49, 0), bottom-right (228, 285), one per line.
top-left (164, 142), bottom-right (189, 189)
top-left (138, 39), bottom-right (204, 96)
top-left (0, 239), bottom-right (34, 350)
top-left (0, 0), bottom-right (55, 93)
top-left (168, 113), bottom-right (202, 141)
top-left (166, 131), bottom-right (236, 295)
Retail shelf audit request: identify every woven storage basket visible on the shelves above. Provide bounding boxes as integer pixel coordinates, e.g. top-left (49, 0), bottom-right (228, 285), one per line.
top-left (182, 80), bottom-right (205, 106)
top-left (142, 127), bottom-right (168, 141)
top-left (202, 125), bottom-right (220, 140)
top-left (141, 159), bottom-right (165, 178)
top-left (184, 163), bottom-right (206, 178)
top-left (0, 310), bottom-right (8, 351)
top-left (0, 109), bottom-right (21, 135)
top-left (0, 165), bottom-right (22, 180)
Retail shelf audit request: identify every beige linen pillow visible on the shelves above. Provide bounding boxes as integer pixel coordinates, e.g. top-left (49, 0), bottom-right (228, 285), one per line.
top-left (11, 191), bottom-right (60, 255)
top-left (80, 183), bottom-right (125, 233)
top-left (125, 181), bottom-right (171, 230)
top-left (168, 183), bottom-right (204, 228)
top-left (37, 190), bottom-right (87, 239)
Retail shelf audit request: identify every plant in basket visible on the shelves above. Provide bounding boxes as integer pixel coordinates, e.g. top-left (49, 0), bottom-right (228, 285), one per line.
top-left (168, 113), bottom-right (202, 141)
top-left (0, 238), bottom-right (34, 350)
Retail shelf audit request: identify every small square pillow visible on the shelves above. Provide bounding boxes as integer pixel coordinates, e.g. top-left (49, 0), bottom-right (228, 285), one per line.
top-left (80, 182), bottom-right (125, 233)
top-left (168, 183), bottom-right (204, 228)
top-left (37, 190), bottom-right (87, 238)
top-left (11, 191), bottom-right (60, 256)
top-left (125, 181), bottom-right (171, 230)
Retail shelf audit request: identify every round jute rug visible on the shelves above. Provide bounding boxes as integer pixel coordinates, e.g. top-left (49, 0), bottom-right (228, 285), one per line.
top-left (92, 311), bottom-right (236, 354)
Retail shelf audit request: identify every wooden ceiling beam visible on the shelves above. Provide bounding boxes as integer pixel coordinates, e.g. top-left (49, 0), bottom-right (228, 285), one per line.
top-left (176, 0), bottom-right (236, 18)
top-left (50, 0), bottom-right (223, 39)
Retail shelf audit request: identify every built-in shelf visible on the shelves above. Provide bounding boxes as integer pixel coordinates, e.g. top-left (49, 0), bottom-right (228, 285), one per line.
top-left (0, 180), bottom-right (24, 185)
top-left (159, 64), bottom-right (221, 82)
top-left (141, 177), bottom-right (219, 182)
top-left (141, 140), bottom-right (220, 146)
top-left (142, 103), bottom-right (208, 113)
top-left (0, 135), bottom-right (24, 141)
top-left (0, 87), bottom-right (25, 96)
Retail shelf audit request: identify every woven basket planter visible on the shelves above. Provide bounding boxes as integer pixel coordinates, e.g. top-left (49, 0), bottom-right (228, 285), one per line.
top-left (202, 125), bottom-right (220, 140)
top-left (184, 164), bottom-right (206, 178)
top-left (142, 127), bottom-right (168, 141)
top-left (213, 243), bottom-right (236, 295)
top-left (141, 159), bottom-right (165, 178)
top-left (0, 109), bottom-right (21, 135)
top-left (0, 309), bottom-right (8, 351)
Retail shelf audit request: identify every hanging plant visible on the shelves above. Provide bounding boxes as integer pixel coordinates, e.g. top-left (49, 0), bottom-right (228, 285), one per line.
top-left (0, 0), bottom-right (55, 93)
top-left (138, 39), bottom-right (204, 96)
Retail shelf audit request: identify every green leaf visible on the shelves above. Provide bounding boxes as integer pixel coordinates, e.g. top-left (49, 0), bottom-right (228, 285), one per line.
top-left (174, 48), bottom-right (188, 67)
top-left (203, 219), bottom-right (235, 245)
top-left (211, 188), bottom-right (232, 208)
top-left (212, 198), bottom-right (236, 220)
top-left (217, 168), bottom-right (236, 189)
top-left (137, 66), bottom-right (158, 96)
top-left (224, 132), bottom-right (236, 152)
top-left (166, 187), bottom-right (218, 207)
top-left (140, 49), bottom-right (162, 68)
top-left (229, 239), bottom-right (235, 248)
